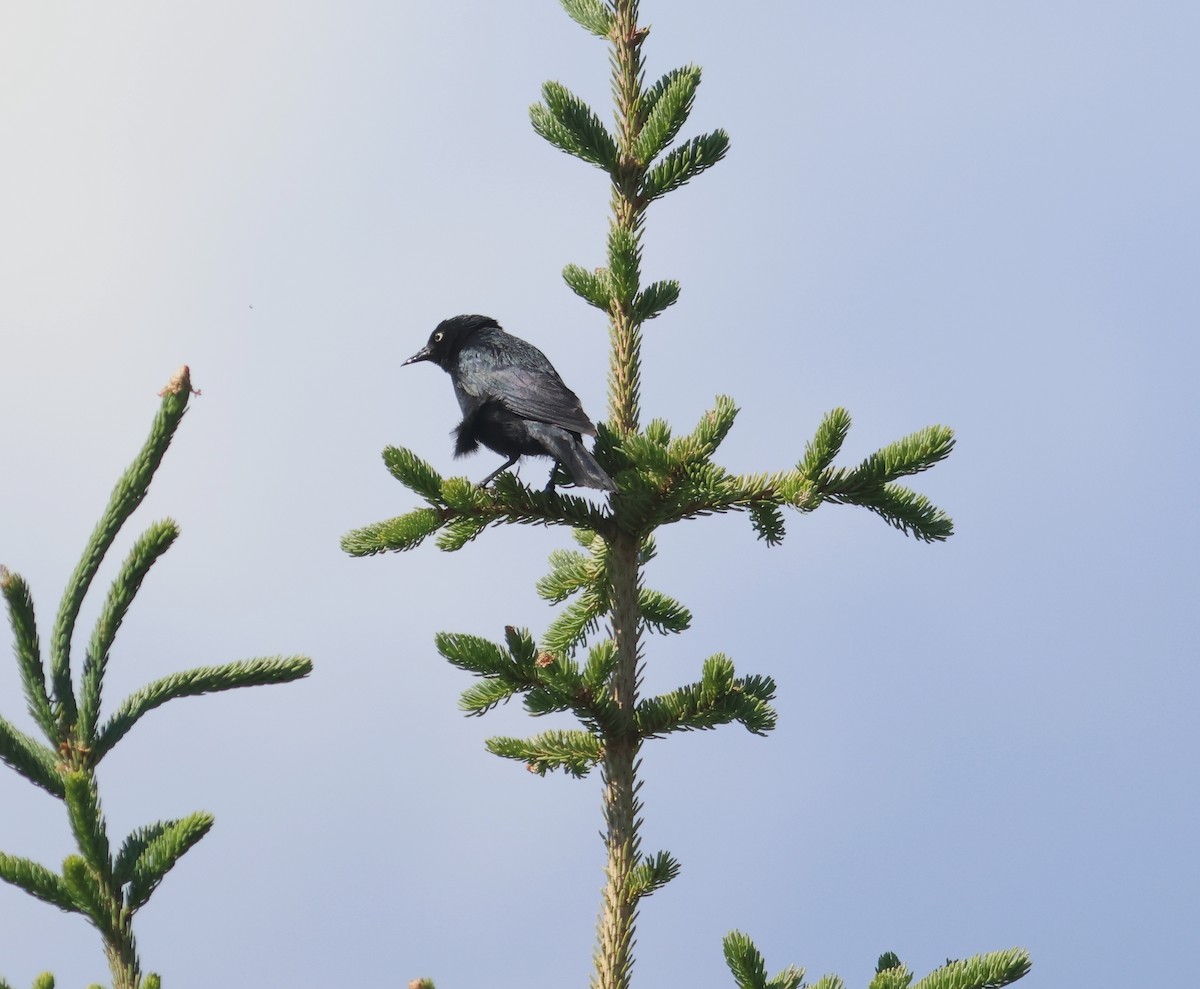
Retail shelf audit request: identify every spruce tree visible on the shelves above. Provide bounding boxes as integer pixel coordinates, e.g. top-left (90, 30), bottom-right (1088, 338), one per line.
top-left (344, 3), bottom-right (1031, 987)
top-left (0, 368), bottom-right (312, 989)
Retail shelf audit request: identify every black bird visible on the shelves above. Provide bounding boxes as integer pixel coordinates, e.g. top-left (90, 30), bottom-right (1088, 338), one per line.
top-left (404, 314), bottom-right (617, 492)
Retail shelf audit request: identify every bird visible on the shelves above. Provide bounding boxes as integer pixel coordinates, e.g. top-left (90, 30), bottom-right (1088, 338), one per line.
top-left (404, 314), bottom-right (617, 493)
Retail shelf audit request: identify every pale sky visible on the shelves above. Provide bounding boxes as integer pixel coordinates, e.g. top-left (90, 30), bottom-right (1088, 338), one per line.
top-left (1, 2), bottom-right (1196, 987)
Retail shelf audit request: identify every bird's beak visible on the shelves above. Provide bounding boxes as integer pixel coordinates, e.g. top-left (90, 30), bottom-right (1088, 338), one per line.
top-left (403, 346), bottom-right (433, 366)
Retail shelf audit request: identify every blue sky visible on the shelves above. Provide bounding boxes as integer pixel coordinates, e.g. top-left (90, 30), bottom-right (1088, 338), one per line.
top-left (1, 2), bottom-right (1196, 986)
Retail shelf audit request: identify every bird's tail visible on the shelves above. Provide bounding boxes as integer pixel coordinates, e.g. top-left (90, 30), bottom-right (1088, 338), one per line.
top-left (532, 424), bottom-right (618, 492)
top-left (560, 442), bottom-right (618, 492)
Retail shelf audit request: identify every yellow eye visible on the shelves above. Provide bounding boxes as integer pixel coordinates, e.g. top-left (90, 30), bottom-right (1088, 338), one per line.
top-left (433, 331), bottom-right (444, 342)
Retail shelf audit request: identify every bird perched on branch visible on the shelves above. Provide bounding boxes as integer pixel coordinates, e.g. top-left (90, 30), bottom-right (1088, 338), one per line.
top-left (404, 314), bottom-right (617, 492)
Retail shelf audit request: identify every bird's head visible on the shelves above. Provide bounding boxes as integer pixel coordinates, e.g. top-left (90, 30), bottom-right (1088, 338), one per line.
top-left (404, 314), bottom-right (500, 370)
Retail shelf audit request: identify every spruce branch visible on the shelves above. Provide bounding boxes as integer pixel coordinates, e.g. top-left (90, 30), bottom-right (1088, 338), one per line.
top-left (637, 587), bottom-right (691, 634)
top-left (912, 949), bottom-right (1031, 989)
top-left (722, 936), bottom-right (1029, 989)
top-left (532, 81), bottom-right (621, 171)
top-left (345, 463), bottom-right (623, 556)
top-left (536, 548), bottom-right (598, 603)
top-left (486, 729), bottom-right (604, 777)
top-left (541, 593), bottom-right (605, 657)
top-left (92, 656), bottom-right (312, 763)
top-left (0, 852), bottom-right (78, 914)
top-left (581, 639), bottom-right (618, 691)
top-left (723, 931), bottom-right (806, 989)
top-left (113, 821), bottom-right (177, 887)
top-left (79, 519), bottom-right (180, 745)
top-left (341, 508), bottom-right (445, 555)
top-left (823, 425), bottom-right (956, 491)
top-left (59, 856), bottom-right (113, 934)
top-left (869, 961), bottom-right (914, 989)
top-left (1, 368), bottom-right (312, 989)
top-left (560, 0), bottom-right (615, 38)
top-left (748, 502), bottom-right (786, 545)
top-left (0, 715), bottom-right (64, 797)
top-left (799, 407), bottom-right (852, 478)
top-left (489, 474), bottom-right (615, 532)
top-left (383, 446), bottom-right (445, 502)
top-left (632, 279), bottom-right (681, 322)
top-left (123, 812), bottom-right (214, 912)
top-left (564, 263), bottom-right (615, 311)
top-left (607, 224), bottom-right (644, 306)
top-left (639, 130), bottom-right (730, 203)
top-left (827, 482), bottom-right (955, 543)
top-left (626, 850), bottom-right (680, 900)
top-left (49, 365), bottom-right (195, 732)
top-left (435, 516), bottom-right (489, 551)
top-left (671, 395), bottom-right (739, 463)
top-left (0, 568), bottom-right (56, 740)
top-left (459, 678), bottom-right (522, 716)
top-left (436, 631), bottom-right (521, 679)
top-left (0, 976), bottom-right (56, 989)
top-left (63, 772), bottom-right (112, 884)
top-left (634, 65), bottom-right (701, 164)
top-left (641, 65), bottom-right (699, 126)
top-left (636, 655), bottom-right (777, 738)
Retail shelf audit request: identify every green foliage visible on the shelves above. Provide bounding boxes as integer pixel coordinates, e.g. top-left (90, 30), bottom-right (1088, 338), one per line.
top-left (531, 81), bottom-right (620, 171)
top-left (608, 224), bottom-right (643, 303)
top-left (123, 812), bottom-right (214, 911)
top-left (913, 949), bottom-right (1031, 989)
top-left (723, 931), bottom-right (805, 989)
top-left (0, 568), bottom-right (55, 739)
top-left (869, 959), bottom-right (914, 989)
top-left (560, 0), bottom-right (614, 37)
top-left (487, 728), bottom-right (603, 777)
top-left (49, 367), bottom-right (193, 733)
top-left (877, 953), bottom-right (903, 974)
top-left (563, 263), bottom-right (613, 310)
top-left (93, 656), bottom-right (312, 763)
top-left (634, 65), bottom-right (701, 164)
top-left (724, 935), bottom-right (1030, 989)
top-left (0, 715), bottom-right (63, 797)
top-left (541, 593), bottom-right (604, 656)
top-left (79, 519), bottom-right (179, 744)
top-left (536, 548), bottom-right (596, 602)
top-left (60, 855), bottom-right (111, 932)
top-left (0, 852), bottom-right (77, 914)
top-left (341, 507), bottom-right (445, 555)
top-left (633, 279), bottom-right (681, 322)
top-left (383, 446), bottom-right (445, 501)
top-left (436, 516), bottom-right (489, 551)
top-left (0, 368), bottom-right (312, 988)
top-left (63, 773), bottom-right (112, 883)
top-left (636, 655), bottom-right (777, 737)
top-left (800, 407), bottom-right (852, 478)
top-left (638, 587), bottom-right (691, 634)
top-left (641, 129), bottom-right (731, 203)
top-left (627, 850), bottom-right (680, 900)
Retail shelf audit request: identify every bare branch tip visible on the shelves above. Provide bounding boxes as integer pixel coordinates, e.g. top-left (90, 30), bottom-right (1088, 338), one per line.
top-left (159, 365), bottom-right (202, 398)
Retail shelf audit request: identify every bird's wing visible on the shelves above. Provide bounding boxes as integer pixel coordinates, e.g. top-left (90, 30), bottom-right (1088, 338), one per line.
top-left (458, 338), bottom-right (598, 435)
top-left (482, 364), bottom-right (597, 435)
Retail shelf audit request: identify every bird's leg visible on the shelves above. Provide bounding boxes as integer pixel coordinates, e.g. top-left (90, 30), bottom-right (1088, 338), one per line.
top-left (479, 456), bottom-right (519, 487)
top-left (544, 461), bottom-right (563, 492)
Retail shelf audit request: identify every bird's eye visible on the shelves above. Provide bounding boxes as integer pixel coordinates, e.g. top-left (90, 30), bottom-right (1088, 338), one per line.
top-left (433, 331), bottom-right (444, 342)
